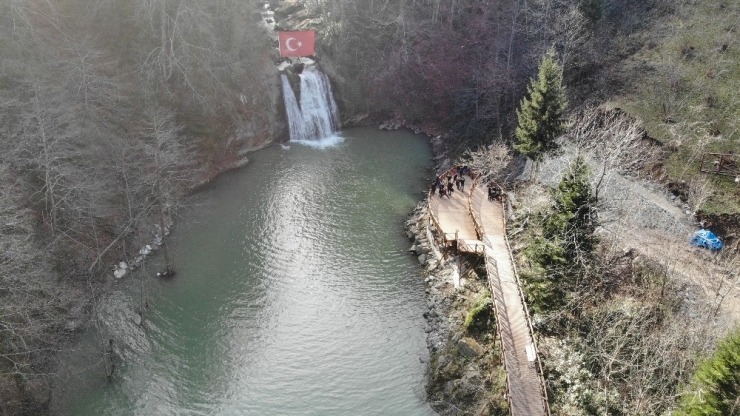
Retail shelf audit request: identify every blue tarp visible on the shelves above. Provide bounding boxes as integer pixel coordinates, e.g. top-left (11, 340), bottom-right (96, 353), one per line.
top-left (690, 229), bottom-right (723, 250)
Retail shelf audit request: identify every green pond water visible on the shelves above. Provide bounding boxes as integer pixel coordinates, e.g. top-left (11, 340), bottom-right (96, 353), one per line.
top-left (59, 127), bottom-right (436, 415)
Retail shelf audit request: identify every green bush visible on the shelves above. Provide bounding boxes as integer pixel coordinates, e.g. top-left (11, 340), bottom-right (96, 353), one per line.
top-left (464, 290), bottom-right (492, 329)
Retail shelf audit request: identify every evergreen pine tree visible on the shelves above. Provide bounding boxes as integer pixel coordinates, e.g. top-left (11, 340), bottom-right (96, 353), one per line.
top-left (514, 48), bottom-right (568, 165)
top-left (523, 155), bottom-right (597, 313)
top-left (677, 330), bottom-right (740, 415)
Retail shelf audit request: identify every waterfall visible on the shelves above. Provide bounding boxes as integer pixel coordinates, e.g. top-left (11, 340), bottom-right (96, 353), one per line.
top-left (281, 74), bottom-right (304, 141)
top-left (281, 68), bottom-right (340, 143)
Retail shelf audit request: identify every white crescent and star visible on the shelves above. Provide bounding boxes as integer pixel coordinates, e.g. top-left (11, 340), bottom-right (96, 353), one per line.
top-left (285, 37), bottom-right (303, 52)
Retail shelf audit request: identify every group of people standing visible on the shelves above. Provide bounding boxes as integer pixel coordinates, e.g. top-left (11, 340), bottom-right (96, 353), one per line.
top-left (431, 166), bottom-right (468, 198)
top-left (430, 165), bottom-right (503, 203)
top-left (487, 183), bottom-right (502, 201)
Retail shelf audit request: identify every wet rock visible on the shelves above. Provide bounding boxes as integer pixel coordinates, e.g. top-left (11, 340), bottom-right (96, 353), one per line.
top-left (418, 254), bottom-right (427, 265)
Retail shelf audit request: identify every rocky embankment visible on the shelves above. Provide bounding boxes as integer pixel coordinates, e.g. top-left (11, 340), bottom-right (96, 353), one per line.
top-left (405, 201), bottom-right (508, 415)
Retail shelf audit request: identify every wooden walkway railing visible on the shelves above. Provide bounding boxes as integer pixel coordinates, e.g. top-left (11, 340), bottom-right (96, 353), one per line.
top-left (428, 171), bottom-right (550, 416)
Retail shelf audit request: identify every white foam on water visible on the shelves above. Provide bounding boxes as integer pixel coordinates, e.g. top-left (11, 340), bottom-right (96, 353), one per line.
top-left (290, 134), bottom-right (345, 149)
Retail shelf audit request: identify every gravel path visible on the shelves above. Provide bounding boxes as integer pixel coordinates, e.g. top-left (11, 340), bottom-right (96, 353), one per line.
top-left (528, 146), bottom-right (740, 327)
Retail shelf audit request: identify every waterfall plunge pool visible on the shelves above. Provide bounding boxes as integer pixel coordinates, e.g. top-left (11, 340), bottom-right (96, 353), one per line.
top-left (57, 127), bottom-right (437, 416)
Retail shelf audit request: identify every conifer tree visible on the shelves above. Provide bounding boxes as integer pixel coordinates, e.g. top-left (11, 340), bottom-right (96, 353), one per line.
top-left (523, 155), bottom-right (597, 313)
top-left (514, 48), bottom-right (568, 167)
top-left (677, 330), bottom-right (740, 415)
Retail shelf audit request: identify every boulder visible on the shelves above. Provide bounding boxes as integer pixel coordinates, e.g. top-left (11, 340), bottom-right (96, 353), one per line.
top-left (436, 354), bottom-right (451, 371)
top-left (418, 254), bottom-right (427, 265)
top-left (457, 337), bottom-right (484, 358)
top-left (291, 62), bottom-right (305, 74)
top-left (451, 379), bottom-right (479, 400)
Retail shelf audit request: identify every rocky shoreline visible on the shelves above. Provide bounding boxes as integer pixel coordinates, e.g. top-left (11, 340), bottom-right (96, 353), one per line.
top-left (405, 194), bottom-right (507, 414)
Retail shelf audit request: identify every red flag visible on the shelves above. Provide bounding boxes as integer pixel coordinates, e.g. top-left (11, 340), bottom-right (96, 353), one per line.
top-left (278, 31), bottom-right (315, 57)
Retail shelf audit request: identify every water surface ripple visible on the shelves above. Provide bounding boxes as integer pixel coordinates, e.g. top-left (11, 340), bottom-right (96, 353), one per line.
top-left (61, 127), bottom-right (435, 416)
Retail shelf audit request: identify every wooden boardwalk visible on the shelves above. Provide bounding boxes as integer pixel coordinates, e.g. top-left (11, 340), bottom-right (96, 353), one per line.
top-left (429, 177), bottom-right (549, 416)
top-left (428, 179), bottom-right (479, 246)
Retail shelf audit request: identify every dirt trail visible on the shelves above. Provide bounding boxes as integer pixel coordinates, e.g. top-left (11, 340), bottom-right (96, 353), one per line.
top-left (532, 148), bottom-right (740, 328)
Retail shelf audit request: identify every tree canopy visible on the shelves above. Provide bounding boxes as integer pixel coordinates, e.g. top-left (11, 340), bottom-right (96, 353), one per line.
top-left (677, 330), bottom-right (740, 415)
top-left (523, 155), bottom-right (598, 313)
top-left (514, 48), bottom-right (568, 163)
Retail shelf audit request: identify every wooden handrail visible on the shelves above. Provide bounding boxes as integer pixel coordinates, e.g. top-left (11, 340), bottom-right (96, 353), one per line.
top-left (499, 195), bottom-right (551, 415)
top-left (467, 177), bottom-right (484, 241)
top-left (484, 251), bottom-right (515, 413)
top-left (428, 166), bottom-right (549, 414)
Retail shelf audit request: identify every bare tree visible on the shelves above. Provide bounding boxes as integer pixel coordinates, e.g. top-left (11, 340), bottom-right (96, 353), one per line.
top-left (140, 107), bottom-right (193, 275)
top-left (0, 164), bottom-right (87, 413)
top-left (63, 38), bottom-right (127, 120)
top-left (463, 142), bottom-right (512, 185)
top-left (569, 107), bottom-right (655, 198)
top-left (15, 80), bottom-right (82, 237)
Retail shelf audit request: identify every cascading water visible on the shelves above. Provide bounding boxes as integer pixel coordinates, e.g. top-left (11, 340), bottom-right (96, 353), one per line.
top-left (281, 68), bottom-right (340, 142)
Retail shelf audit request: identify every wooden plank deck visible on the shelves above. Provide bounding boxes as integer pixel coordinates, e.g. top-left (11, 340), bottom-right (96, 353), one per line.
top-left (472, 186), bottom-right (548, 416)
top-left (428, 175), bottom-right (549, 416)
top-left (458, 239), bottom-right (485, 254)
top-left (428, 177), bottom-right (478, 242)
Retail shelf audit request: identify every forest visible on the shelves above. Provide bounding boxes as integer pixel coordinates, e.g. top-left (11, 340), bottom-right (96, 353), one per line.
top-left (2, 0), bottom-right (740, 414)
top-left (0, 0), bottom-right (277, 412)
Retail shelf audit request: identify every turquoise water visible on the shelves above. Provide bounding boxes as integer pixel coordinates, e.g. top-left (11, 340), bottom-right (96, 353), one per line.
top-left (59, 127), bottom-right (435, 415)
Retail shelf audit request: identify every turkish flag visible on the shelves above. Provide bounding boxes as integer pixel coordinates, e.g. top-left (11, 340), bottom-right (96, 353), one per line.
top-left (278, 31), bottom-right (315, 57)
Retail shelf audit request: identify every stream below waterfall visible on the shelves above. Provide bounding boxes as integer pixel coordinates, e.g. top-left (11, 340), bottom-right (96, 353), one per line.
top-left (56, 127), bottom-right (436, 415)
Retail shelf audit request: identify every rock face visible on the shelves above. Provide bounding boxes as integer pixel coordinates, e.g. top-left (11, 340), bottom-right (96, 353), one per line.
top-left (231, 59), bottom-right (286, 152)
top-left (457, 337), bottom-right (484, 358)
